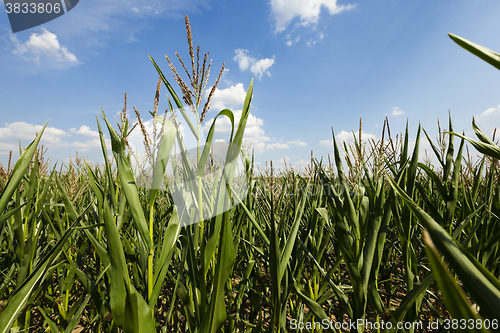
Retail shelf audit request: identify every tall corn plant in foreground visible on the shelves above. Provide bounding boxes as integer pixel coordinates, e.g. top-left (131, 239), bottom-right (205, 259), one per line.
top-left (387, 33), bottom-right (500, 331)
top-left (125, 14), bottom-right (254, 332)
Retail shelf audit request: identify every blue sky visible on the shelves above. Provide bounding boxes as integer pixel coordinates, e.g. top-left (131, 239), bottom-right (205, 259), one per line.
top-left (1, 0), bottom-right (500, 171)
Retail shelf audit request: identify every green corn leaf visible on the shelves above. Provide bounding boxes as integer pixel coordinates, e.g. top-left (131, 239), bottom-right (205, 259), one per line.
top-left (102, 114), bottom-right (153, 251)
top-left (63, 294), bottom-right (91, 333)
top-left (0, 120), bottom-right (48, 215)
top-left (472, 118), bottom-right (497, 146)
top-left (331, 128), bottom-right (359, 240)
top-left (444, 136), bottom-right (464, 226)
top-left (23, 152), bottom-right (39, 220)
top-left (85, 162), bottom-right (104, 204)
top-left (147, 114), bottom-right (176, 206)
top-left (223, 80), bottom-right (253, 185)
top-left (150, 207), bottom-right (181, 308)
top-left (202, 81), bottom-right (253, 275)
top-left (388, 176), bottom-right (500, 320)
top-left (199, 209), bottom-right (236, 333)
top-left (0, 200), bottom-right (92, 333)
top-left (38, 307), bottom-right (60, 333)
top-left (102, 200), bottom-right (129, 327)
top-left (96, 113), bottom-right (117, 209)
top-left (360, 184), bottom-right (386, 294)
top-left (293, 281), bottom-right (335, 333)
top-left (55, 173), bottom-right (78, 222)
top-left (448, 130), bottom-right (500, 160)
top-left (424, 231), bottom-right (489, 333)
top-left (423, 128), bottom-right (444, 168)
top-left (124, 284), bottom-right (156, 333)
top-left (279, 182), bottom-right (309, 283)
top-left (297, 237), bottom-right (353, 317)
top-left (0, 200), bottom-right (30, 230)
top-left (195, 109), bottom-right (235, 178)
top-left (449, 33), bottom-right (500, 71)
top-left (232, 190), bottom-right (269, 246)
top-left (417, 163), bottom-right (448, 202)
top-left (383, 274), bottom-right (434, 333)
top-left (443, 114), bottom-right (454, 181)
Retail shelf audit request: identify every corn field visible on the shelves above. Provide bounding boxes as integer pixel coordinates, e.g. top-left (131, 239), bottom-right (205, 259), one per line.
top-left (1, 18), bottom-right (500, 333)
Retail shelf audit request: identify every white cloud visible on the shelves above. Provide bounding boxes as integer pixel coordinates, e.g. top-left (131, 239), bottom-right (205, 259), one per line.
top-left (285, 35), bottom-right (301, 46)
top-left (287, 140), bottom-right (307, 146)
top-left (336, 131), bottom-right (351, 142)
top-left (0, 122), bottom-right (68, 144)
top-left (251, 58), bottom-right (275, 79)
top-left (475, 103), bottom-right (500, 138)
top-left (273, 156), bottom-right (291, 165)
top-left (267, 143), bottom-right (290, 150)
top-left (477, 104), bottom-right (500, 120)
top-left (0, 121), bottom-right (112, 164)
top-left (337, 130), bottom-right (376, 142)
top-left (320, 130), bottom-right (377, 147)
top-left (305, 32), bottom-right (327, 47)
top-left (233, 49), bottom-right (275, 79)
top-left (10, 28), bottom-right (78, 68)
top-left (320, 139), bottom-right (333, 147)
top-left (234, 49), bottom-right (252, 71)
top-left (70, 125), bottom-right (100, 138)
top-left (0, 143), bottom-right (17, 156)
top-left (270, 0), bottom-right (356, 33)
top-left (294, 159), bottom-right (309, 166)
top-left (391, 107), bottom-right (405, 116)
top-left (69, 139), bottom-right (103, 151)
top-left (207, 83), bottom-right (247, 111)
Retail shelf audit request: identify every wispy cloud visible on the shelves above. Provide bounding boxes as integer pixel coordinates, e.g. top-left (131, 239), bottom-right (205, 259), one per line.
top-left (287, 140), bottom-right (307, 146)
top-left (320, 130), bottom-right (376, 147)
top-left (293, 159), bottom-right (309, 167)
top-left (319, 139), bottom-right (333, 148)
top-left (267, 143), bottom-right (289, 150)
top-left (10, 28), bottom-right (78, 69)
top-left (336, 130), bottom-right (376, 142)
top-left (391, 107), bottom-right (405, 116)
top-left (273, 156), bottom-right (291, 166)
top-left (270, 0), bottom-right (355, 33)
top-left (477, 103), bottom-right (500, 120)
top-left (233, 49), bottom-right (275, 79)
top-left (475, 103), bottom-right (500, 138)
top-left (53, 0), bottom-right (211, 38)
top-left (285, 35), bottom-right (300, 46)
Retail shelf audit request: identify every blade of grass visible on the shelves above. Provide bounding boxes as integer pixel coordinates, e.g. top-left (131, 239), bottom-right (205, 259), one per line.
top-left (449, 33), bottom-right (500, 71)
top-left (424, 231), bottom-right (489, 333)
top-left (0, 200), bottom-right (92, 333)
top-left (388, 176), bottom-right (500, 320)
top-left (0, 120), bottom-right (48, 215)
